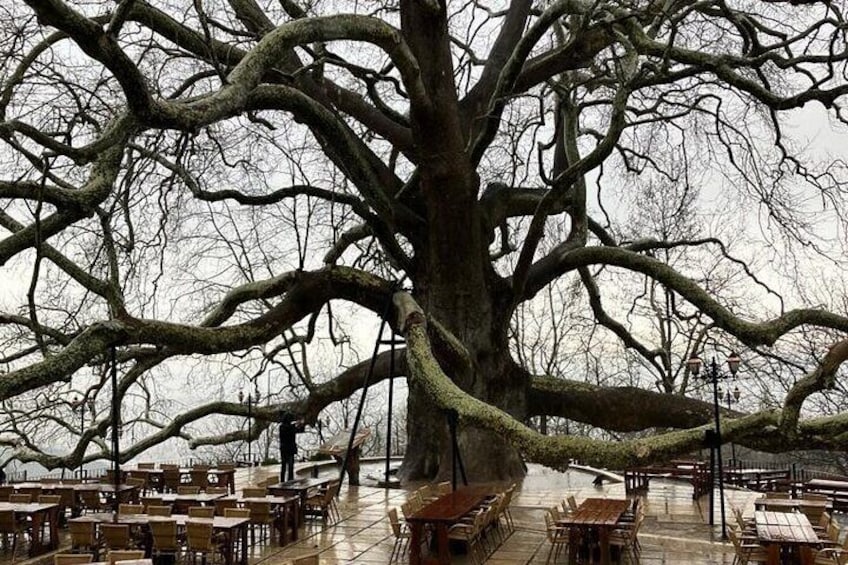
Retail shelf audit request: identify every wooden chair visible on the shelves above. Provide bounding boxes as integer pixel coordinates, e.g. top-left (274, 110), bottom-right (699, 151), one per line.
top-left (565, 494), bottom-right (579, 513)
top-left (78, 490), bottom-right (104, 513)
top-left (184, 521), bottom-right (219, 565)
top-left (304, 481), bottom-right (340, 524)
top-left (213, 498), bottom-right (237, 516)
top-left (100, 523), bottom-right (131, 551)
top-left (137, 463), bottom-right (155, 470)
top-left (177, 486), bottom-right (200, 495)
top-left (107, 550), bottom-right (145, 564)
top-left (0, 486), bottom-right (13, 501)
top-left (118, 504), bottom-right (145, 515)
top-left (0, 509), bottom-right (24, 564)
top-left (125, 477), bottom-right (147, 495)
top-left (9, 494), bottom-right (31, 504)
top-left (242, 487), bottom-right (266, 498)
top-left (54, 553), bottom-right (94, 565)
top-left (224, 508), bottom-right (250, 518)
top-left (216, 463), bottom-right (236, 471)
top-left (18, 487), bottom-right (41, 501)
top-left (764, 492), bottom-right (791, 499)
top-left (609, 511), bottom-right (643, 563)
top-left (147, 506), bottom-right (172, 517)
top-left (204, 487), bottom-right (228, 495)
top-left (149, 520), bottom-right (179, 560)
top-left (448, 509), bottom-right (485, 565)
top-left (436, 481), bottom-right (451, 496)
top-left (69, 520), bottom-right (100, 558)
top-left (247, 501), bottom-right (274, 544)
top-left (286, 554), bottom-right (320, 565)
top-left (57, 487), bottom-right (79, 519)
top-left (38, 494), bottom-right (61, 505)
top-left (162, 469), bottom-right (182, 494)
top-left (189, 470), bottom-right (209, 491)
top-left (387, 508), bottom-right (410, 564)
top-left (728, 527), bottom-right (769, 565)
top-left (160, 464), bottom-right (179, 470)
top-left (188, 506), bottom-right (214, 518)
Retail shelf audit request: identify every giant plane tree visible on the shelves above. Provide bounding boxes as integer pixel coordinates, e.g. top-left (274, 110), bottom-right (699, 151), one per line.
top-left (2, 0), bottom-right (848, 481)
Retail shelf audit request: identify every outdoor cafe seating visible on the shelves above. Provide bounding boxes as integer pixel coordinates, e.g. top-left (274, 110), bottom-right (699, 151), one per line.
top-left (550, 496), bottom-right (644, 565)
top-left (392, 482), bottom-right (516, 565)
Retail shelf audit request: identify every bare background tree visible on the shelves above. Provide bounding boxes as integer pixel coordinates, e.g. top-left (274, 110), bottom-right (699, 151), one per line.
top-left (2, 0), bottom-right (848, 482)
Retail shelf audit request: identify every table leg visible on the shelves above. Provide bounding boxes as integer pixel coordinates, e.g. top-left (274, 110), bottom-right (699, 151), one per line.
top-left (28, 511), bottom-right (44, 556)
top-left (568, 527), bottom-right (579, 565)
top-left (800, 545), bottom-right (815, 565)
top-left (48, 507), bottom-right (59, 550)
top-left (240, 523), bottom-right (248, 565)
top-left (409, 522), bottom-right (424, 565)
top-left (599, 527), bottom-right (611, 565)
top-left (435, 523), bottom-right (450, 564)
top-left (766, 543), bottom-right (780, 565)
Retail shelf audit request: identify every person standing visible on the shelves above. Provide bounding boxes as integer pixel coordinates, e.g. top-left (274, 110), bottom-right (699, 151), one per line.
top-left (279, 412), bottom-right (305, 483)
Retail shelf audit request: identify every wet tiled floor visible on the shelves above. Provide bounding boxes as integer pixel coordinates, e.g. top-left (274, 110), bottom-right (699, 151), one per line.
top-left (241, 465), bottom-right (759, 564)
top-left (13, 463), bottom-right (769, 564)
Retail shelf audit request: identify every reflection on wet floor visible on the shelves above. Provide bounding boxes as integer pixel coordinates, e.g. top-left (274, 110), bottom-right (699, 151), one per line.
top-left (246, 463), bottom-right (756, 564)
top-left (12, 463), bottom-right (764, 564)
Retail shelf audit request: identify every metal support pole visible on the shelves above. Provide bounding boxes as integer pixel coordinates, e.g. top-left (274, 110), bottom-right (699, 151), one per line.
top-left (708, 439), bottom-right (715, 527)
top-left (385, 335), bottom-right (396, 485)
top-left (710, 358), bottom-right (727, 540)
top-left (247, 396), bottom-right (252, 467)
top-left (110, 347), bottom-right (120, 521)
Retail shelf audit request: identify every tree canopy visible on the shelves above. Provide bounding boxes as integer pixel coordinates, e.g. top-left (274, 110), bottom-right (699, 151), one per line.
top-left (2, 0), bottom-right (848, 479)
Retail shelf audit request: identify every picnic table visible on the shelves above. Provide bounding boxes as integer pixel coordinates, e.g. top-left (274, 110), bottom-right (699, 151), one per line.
top-left (804, 479), bottom-right (848, 510)
top-left (0, 501), bottom-right (61, 556)
top-left (405, 486), bottom-right (491, 565)
top-left (217, 494), bottom-right (300, 544)
top-left (754, 511), bottom-right (822, 565)
top-left (70, 512), bottom-right (249, 565)
top-left (558, 498), bottom-right (630, 565)
top-left (268, 477), bottom-right (334, 523)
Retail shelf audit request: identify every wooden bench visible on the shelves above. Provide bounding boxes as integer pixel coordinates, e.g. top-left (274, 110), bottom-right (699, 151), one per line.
top-left (803, 479), bottom-right (848, 511)
top-left (624, 460), bottom-right (711, 499)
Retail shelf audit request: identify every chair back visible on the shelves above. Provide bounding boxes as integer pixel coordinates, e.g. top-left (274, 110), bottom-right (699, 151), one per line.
top-left (204, 487), bottom-right (227, 495)
top-left (101, 523), bottom-right (131, 550)
top-left (57, 487), bottom-right (78, 509)
top-left (764, 492), bottom-right (791, 499)
top-left (388, 508), bottom-right (403, 538)
top-left (162, 469), bottom-right (181, 492)
top-left (248, 501), bottom-right (273, 524)
top-left (149, 520), bottom-right (179, 552)
top-left (189, 470), bottom-right (209, 490)
top-left (217, 463), bottom-right (236, 471)
top-left (566, 495), bottom-right (578, 512)
top-left (185, 521), bottom-right (214, 551)
top-left (214, 498), bottom-right (237, 516)
top-left (400, 501), bottom-right (415, 520)
top-left (224, 508), bottom-right (250, 518)
top-left (39, 494), bottom-right (62, 505)
top-left (290, 554), bottom-right (319, 565)
top-left (9, 494), bottom-right (32, 503)
top-left (147, 506), bottom-right (172, 517)
top-left (192, 464), bottom-right (211, 471)
top-left (143, 498), bottom-right (163, 510)
top-left (54, 553), bottom-right (94, 565)
top-left (137, 463), bottom-right (155, 470)
top-left (0, 486), bottom-right (12, 501)
top-left (69, 520), bottom-right (97, 548)
top-left (108, 550), bottom-right (145, 565)
top-left (242, 487), bottom-right (266, 498)
top-left (0, 510), bottom-right (19, 534)
top-left (188, 506), bottom-right (214, 518)
top-left (119, 504), bottom-right (145, 515)
top-left (19, 487), bottom-right (42, 500)
top-left (79, 489), bottom-right (102, 511)
top-left (436, 481), bottom-right (451, 496)
top-left (177, 486), bottom-right (200, 495)
top-left (160, 464), bottom-right (179, 470)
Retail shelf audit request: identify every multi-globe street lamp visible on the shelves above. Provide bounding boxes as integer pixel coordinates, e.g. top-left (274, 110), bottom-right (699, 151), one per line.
top-left (686, 351), bottom-right (741, 540)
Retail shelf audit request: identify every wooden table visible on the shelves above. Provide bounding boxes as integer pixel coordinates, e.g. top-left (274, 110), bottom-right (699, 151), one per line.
top-left (218, 495), bottom-right (300, 545)
top-left (754, 497), bottom-right (831, 513)
top-left (755, 511), bottom-right (822, 565)
top-left (268, 477), bottom-right (334, 521)
top-left (142, 492), bottom-right (225, 506)
top-left (405, 486), bottom-right (491, 565)
top-left (70, 513), bottom-right (249, 565)
top-left (558, 498), bottom-right (630, 565)
top-left (0, 502), bottom-right (60, 556)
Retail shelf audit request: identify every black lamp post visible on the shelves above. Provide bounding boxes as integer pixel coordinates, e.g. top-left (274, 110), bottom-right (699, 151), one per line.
top-left (686, 351), bottom-right (740, 541)
top-left (239, 390), bottom-right (253, 467)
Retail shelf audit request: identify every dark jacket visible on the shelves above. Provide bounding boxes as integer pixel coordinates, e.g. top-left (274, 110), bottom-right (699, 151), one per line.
top-left (280, 420), bottom-right (305, 456)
